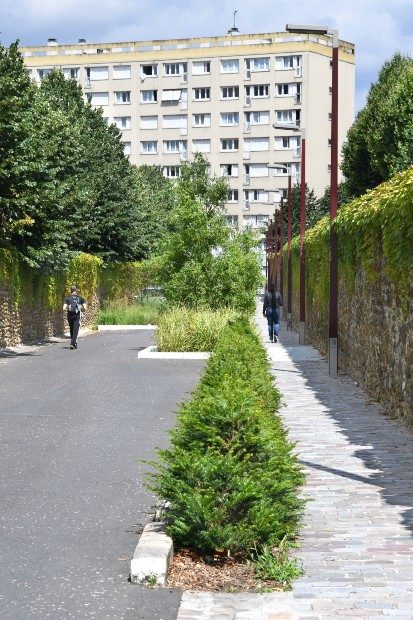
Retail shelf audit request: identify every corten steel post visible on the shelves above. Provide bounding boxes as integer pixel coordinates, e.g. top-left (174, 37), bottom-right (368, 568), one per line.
top-left (279, 197), bottom-right (284, 316)
top-left (299, 130), bottom-right (306, 345)
top-left (329, 30), bottom-right (339, 377)
top-left (287, 175), bottom-right (292, 330)
top-left (265, 225), bottom-right (270, 290)
top-left (272, 213), bottom-right (278, 291)
top-left (285, 24), bottom-right (340, 367)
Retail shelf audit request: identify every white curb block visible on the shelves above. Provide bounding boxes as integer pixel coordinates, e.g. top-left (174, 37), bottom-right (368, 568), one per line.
top-left (130, 522), bottom-right (173, 586)
top-left (138, 346), bottom-right (211, 360)
top-left (97, 324), bottom-right (157, 331)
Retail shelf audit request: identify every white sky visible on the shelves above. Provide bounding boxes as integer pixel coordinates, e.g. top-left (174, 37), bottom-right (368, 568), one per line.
top-left (1, 0), bottom-right (413, 111)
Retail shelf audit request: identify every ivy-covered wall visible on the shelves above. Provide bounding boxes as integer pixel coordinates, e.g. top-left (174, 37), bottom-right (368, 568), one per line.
top-left (0, 250), bottom-right (153, 347)
top-left (283, 166), bottom-right (413, 426)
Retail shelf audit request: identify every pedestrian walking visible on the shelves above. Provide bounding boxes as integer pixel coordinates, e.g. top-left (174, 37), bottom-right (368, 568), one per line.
top-left (63, 286), bottom-right (87, 350)
top-left (263, 285), bottom-right (283, 342)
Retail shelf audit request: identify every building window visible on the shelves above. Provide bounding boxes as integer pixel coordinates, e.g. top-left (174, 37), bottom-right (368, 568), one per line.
top-left (164, 62), bottom-right (187, 76)
top-left (141, 141), bottom-right (158, 154)
top-left (193, 87), bottom-right (211, 100)
top-left (220, 58), bottom-right (239, 73)
top-left (275, 109), bottom-right (301, 124)
top-left (141, 90), bottom-right (157, 103)
top-left (192, 60), bottom-right (211, 75)
top-left (163, 166), bottom-right (180, 178)
top-left (245, 189), bottom-right (269, 203)
top-left (244, 137), bottom-right (269, 152)
top-left (221, 86), bottom-right (239, 99)
top-left (227, 189), bottom-right (239, 202)
top-left (272, 162), bottom-right (300, 176)
top-left (123, 142), bottom-right (131, 156)
top-left (38, 69), bottom-right (51, 80)
top-left (245, 57), bottom-right (270, 72)
top-left (192, 139), bottom-right (211, 153)
top-left (88, 92), bottom-right (109, 106)
top-left (113, 65), bottom-right (131, 79)
top-left (164, 140), bottom-right (187, 153)
top-left (247, 163), bottom-right (269, 177)
top-left (245, 111), bottom-right (269, 126)
top-left (114, 116), bottom-right (131, 130)
top-left (277, 83), bottom-right (301, 98)
top-left (63, 68), bottom-right (79, 79)
top-left (275, 135), bottom-right (300, 150)
top-left (141, 64), bottom-right (158, 77)
top-left (221, 138), bottom-right (239, 151)
top-left (193, 113), bottom-right (211, 127)
top-left (275, 55), bottom-right (302, 70)
top-left (220, 164), bottom-right (239, 178)
top-left (226, 215), bottom-right (239, 227)
top-left (88, 66), bottom-right (109, 80)
top-left (115, 91), bottom-right (131, 104)
top-left (220, 112), bottom-right (239, 126)
top-left (140, 115), bottom-right (158, 129)
top-left (245, 84), bottom-right (269, 98)
top-left (162, 114), bottom-right (187, 129)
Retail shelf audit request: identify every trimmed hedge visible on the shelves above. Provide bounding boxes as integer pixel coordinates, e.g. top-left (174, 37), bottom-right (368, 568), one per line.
top-left (148, 316), bottom-right (304, 555)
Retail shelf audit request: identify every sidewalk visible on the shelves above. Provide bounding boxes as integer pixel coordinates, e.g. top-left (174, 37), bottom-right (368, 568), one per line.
top-left (177, 313), bottom-right (413, 619)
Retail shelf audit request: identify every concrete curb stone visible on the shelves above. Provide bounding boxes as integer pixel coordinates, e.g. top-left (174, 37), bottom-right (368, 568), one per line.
top-left (130, 522), bottom-right (173, 586)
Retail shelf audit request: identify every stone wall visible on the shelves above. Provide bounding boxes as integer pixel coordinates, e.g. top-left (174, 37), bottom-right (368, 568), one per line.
top-left (0, 285), bottom-right (100, 348)
top-left (287, 257), bottom-right (413, 428)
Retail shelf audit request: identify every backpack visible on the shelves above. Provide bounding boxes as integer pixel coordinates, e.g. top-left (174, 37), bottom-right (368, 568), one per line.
top-left (267, 291), bottom-right (281, 309)
top-left (67, 295), bottom-right (81, 314)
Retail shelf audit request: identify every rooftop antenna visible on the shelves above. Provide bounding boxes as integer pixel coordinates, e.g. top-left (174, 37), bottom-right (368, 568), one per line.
top-left (227, 9), bottom-right (239, 35)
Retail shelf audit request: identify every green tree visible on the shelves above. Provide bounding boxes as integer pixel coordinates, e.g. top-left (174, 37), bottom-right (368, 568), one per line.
top-left (157, 155), bottom-right (262, 311)
top-left (0, 41), bottom-right (36, 245)
top-left (283, 183), bottom-right (319, 236)
top-left (129, 165), bottom-right (176, 259)
top-left (342, 53), bottom-right (413, 198)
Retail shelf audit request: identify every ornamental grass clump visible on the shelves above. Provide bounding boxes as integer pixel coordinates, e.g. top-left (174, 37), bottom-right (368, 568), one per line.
top-left (155, 306), bottom-right (236, 352)
top-left (148, 316), bottom-right (305, 556)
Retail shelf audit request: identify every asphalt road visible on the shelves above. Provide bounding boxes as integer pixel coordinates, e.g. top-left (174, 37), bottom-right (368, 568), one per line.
top-left (0, 330), bottom-right (205, 619)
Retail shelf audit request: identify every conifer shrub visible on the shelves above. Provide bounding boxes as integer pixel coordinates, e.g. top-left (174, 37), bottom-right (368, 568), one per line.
top-left (148, 317), bottom-right (304, 555)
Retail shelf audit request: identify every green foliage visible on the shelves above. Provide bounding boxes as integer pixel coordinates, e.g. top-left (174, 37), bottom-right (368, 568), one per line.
top-left (100, 260), bottom-right (156, 304)
top-left (0, 246), bottom-right (156, 319)
top-left (0, 43), bottom-right (160, 269)
top-left (130, 165), bottom-right (176, 259)
top-left (157, 155), bottom-right (262, 311)
top-left (155, 307), bottom-right (235, 351)
top-left (148, 317), bottom-right (305, 555)
top-left (284, 183), bottom-right (324, 236)
top-left (98, 299), bottom-right (163, 325)
top-left (254, 541), bottom-right (303, 588)
top-left (284, 165), bottom-right (413, 311)
top-left (342, 53), bottom-right (413, 198)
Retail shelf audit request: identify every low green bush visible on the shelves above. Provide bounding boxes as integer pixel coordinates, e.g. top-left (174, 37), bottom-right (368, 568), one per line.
top-left (155, 306), bottom-right (235, 352)
top-left (148, 316), bottom-right (304, 561)
top-left (97, 299), bottom-right (163, 325)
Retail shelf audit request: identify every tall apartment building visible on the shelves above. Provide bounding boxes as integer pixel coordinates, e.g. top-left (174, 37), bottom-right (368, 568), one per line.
top-left (21, 30), bottom-right (355, 230)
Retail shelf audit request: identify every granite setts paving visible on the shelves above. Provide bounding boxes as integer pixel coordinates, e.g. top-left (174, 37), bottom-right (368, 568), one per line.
top-left (176, 312), bottom-right (413, 619)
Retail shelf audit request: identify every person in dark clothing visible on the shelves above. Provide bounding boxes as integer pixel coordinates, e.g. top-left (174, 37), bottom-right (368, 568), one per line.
top-left (63, 286), bottom-right (87, 350)
top-left (263, 285), bottom-right (283, 342)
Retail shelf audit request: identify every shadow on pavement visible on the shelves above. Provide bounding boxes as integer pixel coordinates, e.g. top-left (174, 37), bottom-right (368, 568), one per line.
top-left (283, 342), bottom-right (413, 536)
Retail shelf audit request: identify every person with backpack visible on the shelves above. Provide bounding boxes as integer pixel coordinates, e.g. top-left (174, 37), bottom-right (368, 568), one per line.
top-left (63, 286), bottom-right (87, 350)
top-left (263, 284), bottom-right (283, 343)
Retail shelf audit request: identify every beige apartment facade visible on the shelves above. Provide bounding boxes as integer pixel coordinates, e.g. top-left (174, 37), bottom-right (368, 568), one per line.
top-left (21, 31), bottom-right (355, 230)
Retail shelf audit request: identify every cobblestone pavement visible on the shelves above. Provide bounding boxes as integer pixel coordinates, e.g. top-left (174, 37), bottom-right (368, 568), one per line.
top-left (177, 312), bottom-right (413, 619)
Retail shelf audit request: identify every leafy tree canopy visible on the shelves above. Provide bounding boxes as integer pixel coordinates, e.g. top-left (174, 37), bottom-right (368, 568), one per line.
top-left (341, 52), bottom-right (413, 198)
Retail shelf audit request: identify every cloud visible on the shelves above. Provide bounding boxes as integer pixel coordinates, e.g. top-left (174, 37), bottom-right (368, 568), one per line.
top-left (1, 0), bottom-right (413, 110)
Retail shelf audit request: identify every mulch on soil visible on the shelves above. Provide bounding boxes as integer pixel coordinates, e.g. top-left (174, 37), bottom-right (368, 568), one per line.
top-left (166, 549), bottom-right (283, 592)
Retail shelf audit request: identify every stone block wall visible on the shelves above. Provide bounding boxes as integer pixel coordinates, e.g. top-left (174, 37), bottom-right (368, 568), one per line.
top-left (286, 256), bottom-right (413, 428)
